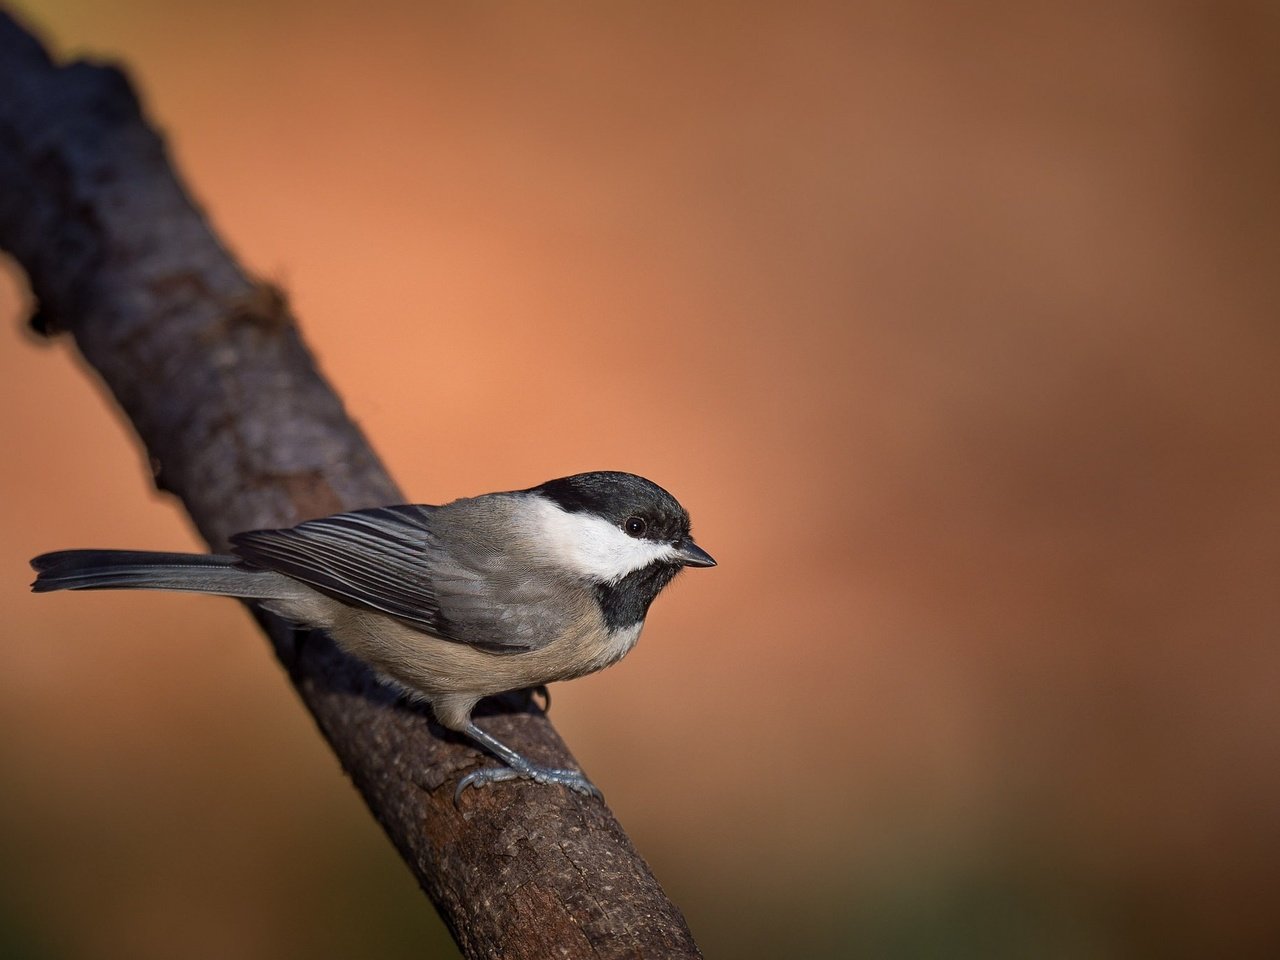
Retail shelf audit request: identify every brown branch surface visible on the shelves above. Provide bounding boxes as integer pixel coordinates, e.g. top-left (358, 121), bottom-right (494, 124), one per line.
top-left (0, 11), bottom-right (702, 959)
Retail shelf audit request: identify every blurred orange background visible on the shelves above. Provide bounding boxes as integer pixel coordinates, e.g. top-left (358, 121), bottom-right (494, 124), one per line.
top-left (3, 2), bottom-right (1278, 958)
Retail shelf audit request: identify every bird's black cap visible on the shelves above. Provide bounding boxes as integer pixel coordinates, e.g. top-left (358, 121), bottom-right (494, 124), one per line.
top-left (531, 471), bottom-right (693, 546)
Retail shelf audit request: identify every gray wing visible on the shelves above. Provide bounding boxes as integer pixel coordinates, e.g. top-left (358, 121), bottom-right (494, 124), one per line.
top-left (230, 504), bottom-right (541, 653)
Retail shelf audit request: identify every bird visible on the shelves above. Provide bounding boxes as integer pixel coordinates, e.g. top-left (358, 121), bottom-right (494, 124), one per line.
top-left (30, 471), bottom-right (715, 800)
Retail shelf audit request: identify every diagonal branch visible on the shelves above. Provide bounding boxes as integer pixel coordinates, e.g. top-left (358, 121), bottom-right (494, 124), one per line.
top-left (0, 11), bottom-right (701, 959)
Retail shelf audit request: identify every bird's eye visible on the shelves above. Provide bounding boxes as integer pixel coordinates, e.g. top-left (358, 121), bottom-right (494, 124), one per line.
top-left (624, 516), bottom-right (647, 537)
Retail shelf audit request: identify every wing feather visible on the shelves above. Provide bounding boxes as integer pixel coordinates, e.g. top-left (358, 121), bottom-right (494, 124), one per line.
top-left (230, 505), bottom-right (532, 651)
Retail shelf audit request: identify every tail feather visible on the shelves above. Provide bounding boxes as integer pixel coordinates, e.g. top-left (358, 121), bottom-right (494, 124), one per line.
top-left (30, 549), bottom-right (294, 599)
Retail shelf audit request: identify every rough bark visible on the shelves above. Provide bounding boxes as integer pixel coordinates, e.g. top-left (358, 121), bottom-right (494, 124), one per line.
top-left (0, 11), bottom-right (702, 959)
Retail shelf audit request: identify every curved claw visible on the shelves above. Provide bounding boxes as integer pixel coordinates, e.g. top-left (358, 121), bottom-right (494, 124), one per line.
top-left (453, 763), bottom-right (602, 805)
top-left (530, 684), bottom-right (551, 713)
top-left (454, 765), bottom-right (520, 803)
top-left (452, 720), bottom-right (601, 806)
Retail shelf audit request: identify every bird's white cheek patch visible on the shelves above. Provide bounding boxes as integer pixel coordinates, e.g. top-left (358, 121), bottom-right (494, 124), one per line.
top-left (532, 499), bottom-right (678, 583)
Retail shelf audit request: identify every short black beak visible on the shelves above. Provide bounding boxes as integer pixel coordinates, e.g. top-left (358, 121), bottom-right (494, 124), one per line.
top-left (676, 539), bottom-right (716, 568)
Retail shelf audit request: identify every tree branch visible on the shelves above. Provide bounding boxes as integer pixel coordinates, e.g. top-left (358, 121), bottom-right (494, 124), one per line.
top-left (0, 11), bottom-right (701, 959)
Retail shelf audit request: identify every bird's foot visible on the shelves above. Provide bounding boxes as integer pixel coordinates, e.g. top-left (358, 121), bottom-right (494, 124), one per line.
top-left (454, 763), bottom-right (602, 804)
top-left (454, 720), bottom-right (600, 805)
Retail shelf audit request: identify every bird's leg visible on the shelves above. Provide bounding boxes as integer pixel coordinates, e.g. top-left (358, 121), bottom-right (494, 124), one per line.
top-left (454, 721), bottom-right (601, 803)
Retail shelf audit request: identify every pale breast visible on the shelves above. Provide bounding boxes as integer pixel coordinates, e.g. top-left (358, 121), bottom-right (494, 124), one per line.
top-left (327, 602), bottom-right (644, 703)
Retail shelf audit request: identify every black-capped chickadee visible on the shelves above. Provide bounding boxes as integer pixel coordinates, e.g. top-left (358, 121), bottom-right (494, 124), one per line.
top-left (30, 471), bottom-right (715, 799)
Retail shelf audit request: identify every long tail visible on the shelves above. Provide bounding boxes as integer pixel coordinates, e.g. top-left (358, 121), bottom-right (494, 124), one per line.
top-left (31, 549), bottom-right (296, 599)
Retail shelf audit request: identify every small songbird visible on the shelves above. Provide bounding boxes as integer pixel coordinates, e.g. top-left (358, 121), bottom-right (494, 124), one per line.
top-left (30, 471), bottom-right (715, 799)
